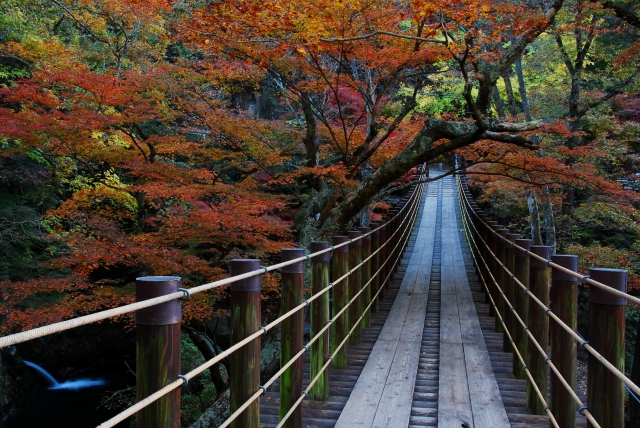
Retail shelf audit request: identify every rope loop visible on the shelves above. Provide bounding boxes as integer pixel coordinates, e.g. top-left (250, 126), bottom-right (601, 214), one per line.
top-left (303, 299), bottom-right (309, 307)
top-left (523, 327), bottom-right (529, 332)
top-left (178, 375), bottom-right (189, 387)
top-left (305, 254), bottom-right (311, 261)
top-left (546, 259), bottom-right (551, 267)
top-left (259, 385), bottom-right (267, 396)
top-left (545, 308), bottom-right (553, 315)
top-left (303, 391), bottom-right (309, 398)
top-left (260, 325), bottom-right (268, 335)
top-left (523, 287), bottom-right (529, 294)
top-left (579, 340), bottom-right (589, 348)
top-left (544, 357), bottom-right (551, 364)
top-left (543, 405), bottom-right (550, 412)
top-left (303, 345), bottom-right (309, 352)
top-left (329, 282), bottom-right (335, 289)
top-left (510, 307), bottom-right (515, 312)
top-left (581, 275), bottom-right (590, 286)
top-left (578, 406), bottom-right (588, 416)
top-left (330, 245), bottom-right (335, 251)
top-left (179, 288), bottom-right (191, 301)
top-left (522, 365), bottom-right (528, 371)
top-left (259, 266), bottom-right (268, 274)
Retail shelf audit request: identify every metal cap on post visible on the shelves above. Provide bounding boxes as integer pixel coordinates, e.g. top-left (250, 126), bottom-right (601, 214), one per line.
top-left (136, 276), bottom-right (182, 428)
top-left (309, 242), bottom-right (330, 401)
top-left (589, 268), bottom-right (628, 306)
top-left (230, 259), bottom-right (262, 428)
top-left (548, 254), bottom-right (578, 426)
top-left (587, 268), bottom-right (627, 428)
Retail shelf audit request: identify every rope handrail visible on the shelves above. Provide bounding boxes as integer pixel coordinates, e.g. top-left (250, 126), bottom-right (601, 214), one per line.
top-left (456, 177), bottom-right (640, 399)
top-left (455, 177), bottom-right (600, 427)
top-left (0, 170), bottom-right (426, 349)
top-left (96, 176), bottom-right (426, 428)
top-left (458, 184), bottom-right (640, 306)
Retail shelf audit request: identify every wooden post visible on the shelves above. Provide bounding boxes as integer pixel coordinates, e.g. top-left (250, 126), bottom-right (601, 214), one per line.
top-left (357, 227), bottom-right (372, 327)
top-left (495, 228), bottom-right (508, 334)
top-left (587, 268), bottom-right (627, 428)
top-left (347, 230), bottom-right (363, 345)
top-left (503, 233), bottom-right (519, 353)
top-left (388, 211), bottom-right (399, 276)
top-left (331, 236), bottom-right (349, 369)
top-left (136, 276), bottom-right (182, 428)
top-left (309, 242), bottom-right (330, 401)
top-left (369, 223), bottom-right (380, 313)
top-left (549, 255), bottom-right (578, 426)
top-left (513, 239), bottom-right (531, 379)
top-left (230, 259), bottom-right (262, 428)
top-left (525, 245), bottom-right (551, 415)
top-left (279, 248), bottom-right (305, 428)
top-left (379, 223), bottom-right (388, 295)
top-left (486, 221), bottom-right (499, 317)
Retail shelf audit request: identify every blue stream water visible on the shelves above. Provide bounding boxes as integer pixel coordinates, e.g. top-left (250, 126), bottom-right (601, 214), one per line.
top-left (4, 362), bottom-right (132, 428)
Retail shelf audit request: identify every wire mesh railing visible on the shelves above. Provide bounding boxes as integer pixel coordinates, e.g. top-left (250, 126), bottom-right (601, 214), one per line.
top-left (1, 165), bottom-right (427, 428)
top-left (455, 156), bottom-right (638, 427)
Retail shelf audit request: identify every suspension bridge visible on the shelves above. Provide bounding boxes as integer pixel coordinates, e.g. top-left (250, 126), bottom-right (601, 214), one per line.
top-left (1, 162), bottom-right (638, 428)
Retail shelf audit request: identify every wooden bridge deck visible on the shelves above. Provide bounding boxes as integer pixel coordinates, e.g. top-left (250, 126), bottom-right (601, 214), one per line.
top-left (259, 171), bottom-right (569, 428)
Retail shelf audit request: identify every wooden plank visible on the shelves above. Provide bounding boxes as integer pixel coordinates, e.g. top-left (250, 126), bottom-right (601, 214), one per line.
top-left (465, 343), bottom-right (511, 427)
top-left (438, 343), bottom-right (473, 428)
top-left (370, 340), bottom-right (422, 428)
top-left (333, 340), bottom-right (398, 428)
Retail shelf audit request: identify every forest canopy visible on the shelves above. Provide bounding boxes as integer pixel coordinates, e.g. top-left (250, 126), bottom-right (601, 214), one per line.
top-left (1, 0), bottom-right (640, 423)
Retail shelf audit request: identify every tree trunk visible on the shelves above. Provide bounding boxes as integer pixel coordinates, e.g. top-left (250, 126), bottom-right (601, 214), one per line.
top-left (184, 325), bottom-right (228, 395)
top-left (503, 69), bottom-right (518, 116)
top-left (527, 190), bottom-right (543, 245)
top-left (492, 86), bottom-right (506, 119)
top-left (515, 57), bottom-right (533, 121)
top-left (542, 187), bottom-right (557, 254)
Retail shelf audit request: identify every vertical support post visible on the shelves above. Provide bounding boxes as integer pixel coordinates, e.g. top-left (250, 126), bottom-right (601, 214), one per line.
top-left (388, 211), bottom-right (399, 276)
top-left (136, 276), bottom-right (182, 428)
top-left (369, 223), bottom-right (380, 313)
top-left (358, 227), bottom-right (372, 327)
top-left (486, 221), bottom-right (499, 317)
top-left (230, 260), bottom-right (262, 428)
top-left (279, 249), bottom-right (305, 428)
top-left (331, 236), bottom-right (349, 369)
top-left (525, 245), bottom-right (551, 415)
top-left (379, 223), bottom-right (388, 294)
top-left (495, 228), bottom-right (508, 334)
top-left (587, 268), bottom-right (627, 428)
top-left (503, 233), bottom-right (519, 352)
top-left (548, 255), bottom-right (578, 426)
top-left (347, 230), bottom-right (362, 345)
top-left (309, 242), bottom-right (330, 401)
top-left (513, 239), bottom-right (532, 378)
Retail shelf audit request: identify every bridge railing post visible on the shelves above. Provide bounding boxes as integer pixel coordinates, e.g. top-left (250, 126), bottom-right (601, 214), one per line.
top-left (309, 242), bottom-right (330, 401)
top-left (357, 227), bottom-right (372, 327)
top-left (587, 268), bottom-right (627, 428)
top-left (135, 276), bottom-right (182, 428)
top-left (388, 210), bottom-right (399, 277)
top-left (347, 230), bottom-right (363, 345)
top-left (548, 255), bottom-right (578, 425)
top-left (486, 221), bottom-right (499, 317)
top-left (504, 233), bottom-right (519, 353)
top-left (379, 221), bottom-right (389, 293)
top-left (369, 223), bottom-right (381, 313)
top-left (279, 249), bottom-right (305, 428)
top-left (494, 228), bottom-right (508, 334)
top-left (514, 239), bottom-right (532, 379)
top-left (230, 259), bottom-right (262, 428)
top-left (331, 236), bottom-right (350, 369)
top-left (525, 245), bottom-right (551, 415)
